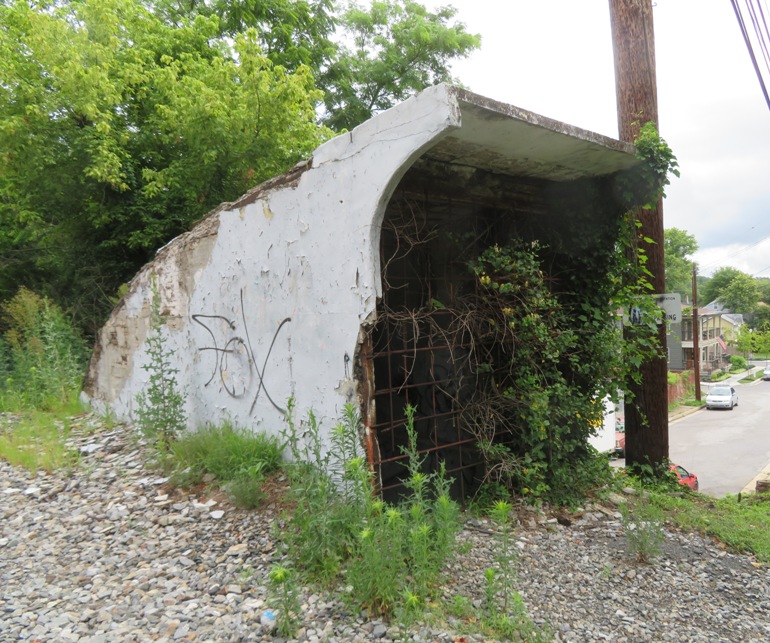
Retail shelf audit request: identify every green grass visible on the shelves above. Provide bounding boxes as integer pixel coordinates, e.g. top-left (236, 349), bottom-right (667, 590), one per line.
top-left (624, 484), bottom-right (770, 564)
top-left (0, 403), bottom-right (82, 473)
top-left (165, 422), bottom-right (284, 507)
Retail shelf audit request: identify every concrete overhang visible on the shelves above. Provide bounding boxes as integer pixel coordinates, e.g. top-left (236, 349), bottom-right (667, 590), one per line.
top-left (423, 86), bottom-right (639, 181)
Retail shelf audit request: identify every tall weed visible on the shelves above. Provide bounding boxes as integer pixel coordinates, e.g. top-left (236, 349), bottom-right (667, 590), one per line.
top-left (0, 288), bottom-right (88, 411)
top-left (480, 500), bottom-right (551, 641)
top-left (281, 403), bottom-right (461, 617)
top-left (134, 276), bottom-right (186, 447)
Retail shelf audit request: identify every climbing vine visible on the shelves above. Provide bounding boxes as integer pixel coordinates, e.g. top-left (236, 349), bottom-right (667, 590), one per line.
top-left (458, 123), bottom-right (678, 502)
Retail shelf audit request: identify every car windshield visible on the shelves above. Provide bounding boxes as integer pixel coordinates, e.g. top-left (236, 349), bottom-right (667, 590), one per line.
top-left (709, 387), bottom-right (731, 396)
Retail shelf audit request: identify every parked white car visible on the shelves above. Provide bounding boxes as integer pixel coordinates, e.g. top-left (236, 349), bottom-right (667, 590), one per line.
top-left (763, 366), bottom-right (770, 381)
top-left (705, 386), bottom-right (739, 410)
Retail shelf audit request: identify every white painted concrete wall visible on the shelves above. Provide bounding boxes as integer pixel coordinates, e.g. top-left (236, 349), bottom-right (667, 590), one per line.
top-left (82, 85), bottom-right (462, 445)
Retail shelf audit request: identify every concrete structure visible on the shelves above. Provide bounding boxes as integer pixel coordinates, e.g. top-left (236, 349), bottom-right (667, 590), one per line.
top-left (82, 84), bottom-right (644, 498)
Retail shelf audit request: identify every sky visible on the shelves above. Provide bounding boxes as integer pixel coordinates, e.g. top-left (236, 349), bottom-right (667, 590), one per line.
top-left (420, 0), bottom-right (770, 279)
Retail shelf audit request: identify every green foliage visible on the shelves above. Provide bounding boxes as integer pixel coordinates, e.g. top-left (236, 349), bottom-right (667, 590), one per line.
top-left (135, 277), bottom-right (186, 448)
top-left (0, 410), bottom-right (81, 473)
top-left (756, 278), bottom-right (770, 305)
top-left (652, 492), bottom-right (770, 564)
top-left (700, 267), bottom-right (760, 313)
top-left (321, 0), bottom-right (480, 130)
top-left (619, 500), bottom-right (666, 564)
top-left (0, 0), bottom-right (331, 332)
top-left (469, 481), bottom-right (511, 516)
top-left (167, 421), bottom-right (283, 507)
top-left (719, 272), bottom-right (761, 314)
top-left (281, 402), bottom-right (461, 618)
top-left (0, 288), bottom-right (89, 411)
top-left (663, 228), bottom-right (697, 298)
top-left (632, 122), bottom-right (680, 201)
top-left (0, 0), bottom-right (480, 332)
top-left (280, 401), bottom-right (369, 584)
top-left (267, 564), bottom-right (302, 638)
top-left (465, 238), bottom-right (655, 505)
top-left (729, 355), bottom-right (748, 371)
top-left (750, 304), bottom-right (770, 331)
top-left (478, 500), bottom-right (550, 640)
top-left (734, 324), bottom-right (755, 355)
top-left (157, 0), bottom-right (338, 74)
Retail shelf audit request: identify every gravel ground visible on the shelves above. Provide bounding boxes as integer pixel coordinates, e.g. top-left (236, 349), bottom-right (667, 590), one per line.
top-left (2, 414), bottom-right (770, 642)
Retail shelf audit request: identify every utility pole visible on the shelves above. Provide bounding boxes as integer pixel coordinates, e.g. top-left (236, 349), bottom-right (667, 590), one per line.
top-left (609, 0), bottom-right (669, 468)
top-left (692, 263), bottom-right (701, 401)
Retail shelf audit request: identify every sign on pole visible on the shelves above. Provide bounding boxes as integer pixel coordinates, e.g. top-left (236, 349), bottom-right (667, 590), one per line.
top-left (655, 293), bottom-right (682, 324)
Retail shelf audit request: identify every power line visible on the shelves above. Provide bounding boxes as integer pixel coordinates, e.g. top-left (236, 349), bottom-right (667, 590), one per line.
top-left (731, 0), bottom-right (770, 111)
top-left (698, 232), bottom-right (770, 270)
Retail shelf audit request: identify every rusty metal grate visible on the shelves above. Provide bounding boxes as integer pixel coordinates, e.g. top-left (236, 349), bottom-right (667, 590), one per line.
top-left (361, 310), bottom-right (482, 501)
top-left (359, 192), bottom-right (491, 502)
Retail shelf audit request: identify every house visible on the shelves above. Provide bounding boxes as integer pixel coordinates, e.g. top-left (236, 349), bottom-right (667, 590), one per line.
top-left (674, 307), bottom-right (729, 375)
top-left (81, 84), bottom-right (645, 500)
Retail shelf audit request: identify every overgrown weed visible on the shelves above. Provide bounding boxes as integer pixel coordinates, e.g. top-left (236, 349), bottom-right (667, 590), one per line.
top-left (0, 288), bottom-right (88, 412)
top-left (281, 402), bottom-right (461, 618)
top-left (134, 276), bottom-right (186, 448)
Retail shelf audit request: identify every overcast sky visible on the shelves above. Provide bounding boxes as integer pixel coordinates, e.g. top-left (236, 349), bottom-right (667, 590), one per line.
top-left (422, 0), bottom-right (770, 278)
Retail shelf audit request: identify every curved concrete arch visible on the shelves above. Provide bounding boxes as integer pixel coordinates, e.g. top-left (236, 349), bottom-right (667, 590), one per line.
top-left (82, 83), bottom-right (642, 459)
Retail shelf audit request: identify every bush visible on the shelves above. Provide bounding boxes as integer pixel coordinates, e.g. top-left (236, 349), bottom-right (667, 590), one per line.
top-left (729, 355), bottom-right (748, 371)
top-left (0, 288), bottom-right (88, 411)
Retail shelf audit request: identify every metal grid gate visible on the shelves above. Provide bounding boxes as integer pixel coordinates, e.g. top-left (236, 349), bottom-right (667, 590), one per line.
top-left (360, 196), bottom-right (488, 502)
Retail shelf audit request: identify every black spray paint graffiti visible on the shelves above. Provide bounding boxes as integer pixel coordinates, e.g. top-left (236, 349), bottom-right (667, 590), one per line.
top-left (192, 290), bottom-right (291, 415)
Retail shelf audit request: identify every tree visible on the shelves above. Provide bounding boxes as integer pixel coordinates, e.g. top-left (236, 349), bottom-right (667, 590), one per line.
top-left (151, 0), bottom-right (339, 74)
top-left (750, 303), bottom-right (770, 330)
top-left (663, 228), bottom-right (697, 298)
top-left (0, 0), bottom-right (331, 331)
top-left (699, 267), bottom-right (741, 307)
top-left (755, 277), bottom-right (770, 305)
top-left (320, 0), bottom-right (480, 131)
top-left (700, 267), bottom-right (760, 314)
top-left (149, 0), bottom-right (481, 132)
top-left (734, 323), bottom-right (755, 356)
top-left (718, 273), bottom-right (760, 314)
top-left (1, 0), bottom-right (480, 331)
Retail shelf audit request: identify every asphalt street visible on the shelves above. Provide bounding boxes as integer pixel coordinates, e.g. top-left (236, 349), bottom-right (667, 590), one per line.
top-left (669, 364), bottom-right (770, 497)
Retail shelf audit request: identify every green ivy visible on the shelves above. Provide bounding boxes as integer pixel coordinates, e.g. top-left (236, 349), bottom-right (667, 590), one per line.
top-left (463, 124), bottom-right (678, 504)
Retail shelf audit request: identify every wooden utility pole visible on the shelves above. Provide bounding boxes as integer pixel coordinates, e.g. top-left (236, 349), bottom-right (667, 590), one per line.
top-left (692, 264), bottom-right (701, 401)
top-left (609, 0), bottom-right (669, 468)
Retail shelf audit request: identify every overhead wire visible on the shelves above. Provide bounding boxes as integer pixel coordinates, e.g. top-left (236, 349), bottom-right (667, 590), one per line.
top-left (696, 232), bottom-right (770, 277)
top-left (730, 0), bottom-right (770, 111)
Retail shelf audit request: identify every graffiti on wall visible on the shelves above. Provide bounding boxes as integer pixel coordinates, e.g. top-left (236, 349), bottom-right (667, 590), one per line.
top-left (192, 289), bottom-right (291, 415)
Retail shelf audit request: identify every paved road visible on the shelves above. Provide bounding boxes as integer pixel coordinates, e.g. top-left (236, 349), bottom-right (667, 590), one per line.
top-left (670, 375), bottom-right (770, 497)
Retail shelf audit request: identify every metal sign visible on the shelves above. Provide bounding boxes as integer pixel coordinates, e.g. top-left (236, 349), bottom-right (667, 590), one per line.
top-left (654, 293), bottom-right (682, 324)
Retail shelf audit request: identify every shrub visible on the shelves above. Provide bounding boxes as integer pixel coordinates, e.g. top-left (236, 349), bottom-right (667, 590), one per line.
top-left (0, 288), bottom-right (88, 411)
top-left (729, 355), bottom-right (748, 371)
